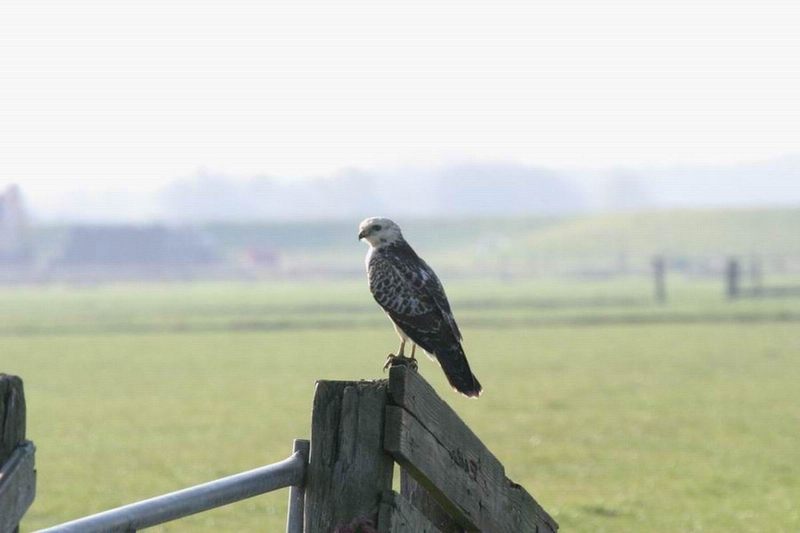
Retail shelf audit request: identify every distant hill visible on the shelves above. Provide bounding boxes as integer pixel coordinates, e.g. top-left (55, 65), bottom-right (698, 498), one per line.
top-left (200, 207), bottom-right (800, 257)
top-left (24, 206), bottom-right (800, 280)
top-left (200, 207), bottom-right (800, 275)
top-left (422, 208), bottom-right (800, 275)
top-left (517, 208), bottom-right (800, 258)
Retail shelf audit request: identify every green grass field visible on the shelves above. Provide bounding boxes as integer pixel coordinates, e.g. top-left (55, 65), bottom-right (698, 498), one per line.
top-left (3, 278), bottom-right (800, 532)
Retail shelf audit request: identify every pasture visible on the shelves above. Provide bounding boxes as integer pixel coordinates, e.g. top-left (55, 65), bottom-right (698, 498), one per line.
top-left (2, 278), bottom-right (800, 532)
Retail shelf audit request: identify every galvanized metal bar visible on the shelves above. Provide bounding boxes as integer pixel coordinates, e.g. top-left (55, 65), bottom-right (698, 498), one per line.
top-left (38, 447), bottom-right (307, 533)
top-left (285, 439), bottom-right (309, 533)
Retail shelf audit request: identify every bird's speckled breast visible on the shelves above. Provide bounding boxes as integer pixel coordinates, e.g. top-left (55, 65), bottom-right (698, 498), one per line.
top-left (367, 248), bottom-right (432, 317)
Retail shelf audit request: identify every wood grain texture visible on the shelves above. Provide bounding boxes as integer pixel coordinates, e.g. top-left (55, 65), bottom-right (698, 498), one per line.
top-left (0, 375), bottom-right (26, 465)
top-left (0, 374), bottom-right (33, 533)
top-left (386, 366), bottom-right (557, 533)
top-left (388, 364), bottom-right (506, 486)
top-left (305, 379), bottom-right (394, 533)
top-left (378, 490), bottom-right (440, 533)
top-left (400, 470), bottom-right (463, 533)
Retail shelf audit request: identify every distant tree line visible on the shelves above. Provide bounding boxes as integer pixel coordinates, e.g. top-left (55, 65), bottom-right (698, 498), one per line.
top-left (158, 162), bottom-right (588, 222)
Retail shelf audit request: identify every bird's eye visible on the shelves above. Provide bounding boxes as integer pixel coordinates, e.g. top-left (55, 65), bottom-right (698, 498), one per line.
top-left (372, 224), bottom-right (382, 231)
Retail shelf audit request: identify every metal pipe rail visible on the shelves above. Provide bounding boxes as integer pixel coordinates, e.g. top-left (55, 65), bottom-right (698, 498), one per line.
top-left (37, 439), bottom-right (309, 533)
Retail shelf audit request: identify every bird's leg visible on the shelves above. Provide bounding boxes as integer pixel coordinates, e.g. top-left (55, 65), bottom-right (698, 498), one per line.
top-left (405, 343), bottom-right (419, 370)
top-left (384, 339), bottom-right (406, 371)
top-left (384, 340), bottom-right (419, 371)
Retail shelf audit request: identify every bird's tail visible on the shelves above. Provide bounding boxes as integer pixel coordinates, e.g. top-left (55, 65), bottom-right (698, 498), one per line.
top-left (436, 343), bottom-right (482, 398)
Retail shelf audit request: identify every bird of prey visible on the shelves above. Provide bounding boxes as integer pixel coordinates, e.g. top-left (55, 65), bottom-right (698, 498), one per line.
top-left (358, 217), bottom-right (482, 397)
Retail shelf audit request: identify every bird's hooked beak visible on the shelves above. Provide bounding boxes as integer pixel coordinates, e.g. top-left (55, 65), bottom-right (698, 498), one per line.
top-left (358, 229), bottom-right (368, 241)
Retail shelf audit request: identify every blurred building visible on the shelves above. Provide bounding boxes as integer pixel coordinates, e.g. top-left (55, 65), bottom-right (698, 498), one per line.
top-left (0, 184), bottom-right (31, 264)
top-left (243, 246), bottom-right (281, 269)
top-left (44, 225), bottom-right (222, 282)
top-left (57, 225), bottom-right (219, 267)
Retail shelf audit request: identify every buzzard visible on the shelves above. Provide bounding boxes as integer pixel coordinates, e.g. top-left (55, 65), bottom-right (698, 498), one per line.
top-left (358, 217), bottom-right (482, 397)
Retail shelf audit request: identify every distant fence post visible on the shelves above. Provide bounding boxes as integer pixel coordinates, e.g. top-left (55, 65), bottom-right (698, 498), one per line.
top-left (726, 258), bottom-right (740, 299)
top-left (0, 374), bottom-right (36, 533)
top-left (652, 255), bottom-right (667, 304)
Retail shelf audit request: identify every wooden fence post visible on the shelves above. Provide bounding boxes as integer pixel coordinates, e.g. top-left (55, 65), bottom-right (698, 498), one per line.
top-left (305, 379), bottom-right (394, 532)
top-left (0, 374), bottom-right (36, 533)
top-left (652, 255), bottom-right (666, 304)
top-left (304, 365), bottom-right (557, 532)
top-left (726, 258), bottom-right (740, 299)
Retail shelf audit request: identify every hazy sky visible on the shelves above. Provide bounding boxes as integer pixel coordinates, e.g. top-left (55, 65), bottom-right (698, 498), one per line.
top-left (2, 0), bottom-right (799, 205)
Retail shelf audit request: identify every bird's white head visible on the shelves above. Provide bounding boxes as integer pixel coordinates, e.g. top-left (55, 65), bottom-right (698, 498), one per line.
top-left (358, 217), bottom-right (403, 248)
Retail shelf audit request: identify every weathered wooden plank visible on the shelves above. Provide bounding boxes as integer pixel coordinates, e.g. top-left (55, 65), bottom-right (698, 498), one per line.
top-left (305, 379), bottom-right (394, 533)
top-left (0, 374), bottom-right (33, 533)
top-left (377, 490), bottom-right (440, 533)
top-left (385, 406), bottom-right (480, 531)
top-left (387, 365), bottom-right (558, 531)
top-left (388, 364), bottom-right (506, 486)
top-left (385, 403), bottom-right (557, 532)
top-left (0, 442), bottom-right (36, 533)
top-left (0, 375), bottom-right (26, 464)
top-left (400, 470), bottom-right (463, 533)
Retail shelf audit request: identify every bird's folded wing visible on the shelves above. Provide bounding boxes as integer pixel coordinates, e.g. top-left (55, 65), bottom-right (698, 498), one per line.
top-left (415, 257), bottom-right (463, 341)
top-left (377, 247), bottom-right (463, 341)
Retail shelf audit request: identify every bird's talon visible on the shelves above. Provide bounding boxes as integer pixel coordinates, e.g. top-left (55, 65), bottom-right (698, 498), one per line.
top-left (383, 354), bottom-right (418, 372)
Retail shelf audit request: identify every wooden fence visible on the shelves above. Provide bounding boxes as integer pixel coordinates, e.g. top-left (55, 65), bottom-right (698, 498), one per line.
top-left (725, 257), bottom-right (800, 300)
top-left (307, 362), bottom-right (557, 532)
top-left (5, 364), bottom-right (556, 532)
